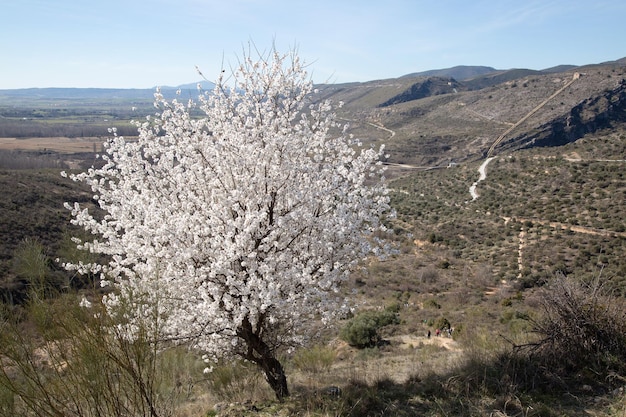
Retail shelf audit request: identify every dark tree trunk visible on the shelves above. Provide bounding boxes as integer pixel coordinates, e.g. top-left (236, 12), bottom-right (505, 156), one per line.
top-left (237, 316), bottom-right (290, 401)
top-left (257, 354), bottom-right (289, 400)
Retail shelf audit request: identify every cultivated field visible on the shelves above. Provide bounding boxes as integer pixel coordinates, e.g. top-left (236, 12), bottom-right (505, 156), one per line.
top-left (0, 136), bottom-right (107, 153)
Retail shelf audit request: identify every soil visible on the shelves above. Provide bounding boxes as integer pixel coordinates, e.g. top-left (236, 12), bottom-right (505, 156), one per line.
top-left (0, 136), bottom-right (106, 153)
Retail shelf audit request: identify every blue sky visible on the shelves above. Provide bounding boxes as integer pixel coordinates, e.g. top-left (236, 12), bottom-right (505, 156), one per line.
top-left (1, 0), bottom-right (625, 89)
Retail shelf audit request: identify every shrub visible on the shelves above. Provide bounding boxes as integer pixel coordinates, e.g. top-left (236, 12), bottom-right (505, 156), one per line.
top-left (523, 273), bottom-right (626, 384)
top-left (340, 309), bottom-right (399, 348)
top-left (433, 317), bottom-right (451, 331)
top-left (0, 293), bottom-right (200, 417)
top-left (423, 299), bottom-right (441, 309)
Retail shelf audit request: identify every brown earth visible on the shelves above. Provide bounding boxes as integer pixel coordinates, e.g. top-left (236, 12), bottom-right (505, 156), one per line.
top-left (0, 137), bottom-right (107, 153)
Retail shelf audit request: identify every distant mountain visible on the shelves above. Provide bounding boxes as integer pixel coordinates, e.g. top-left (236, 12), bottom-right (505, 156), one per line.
top-left (540, 65), bottom-right (578, 73)
top-left (378, 77), bottom-right (465, 107)
top-left (159, 80), bottom-right (216, 91)
top-left (402, 65), bottom-right (498, 80)
top-left (463, 68), bottom-right (544, 90)
top-left (0, 81), bottom-right (214, 102)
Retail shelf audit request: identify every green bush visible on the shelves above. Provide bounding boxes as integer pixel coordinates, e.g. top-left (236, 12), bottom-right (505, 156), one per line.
top-left (433, 317), bottom-right (451, 331)
top-left (424, 298), bottom-right (441, 309)
top-left (340, 309), bottom-right (399, 348)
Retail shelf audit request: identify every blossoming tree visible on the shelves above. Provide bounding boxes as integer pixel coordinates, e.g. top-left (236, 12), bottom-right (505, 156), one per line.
top-left (63, 49), bottom-right (391, 400)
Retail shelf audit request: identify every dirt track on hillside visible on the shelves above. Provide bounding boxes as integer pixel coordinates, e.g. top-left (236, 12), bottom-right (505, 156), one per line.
top-left (507, 216), bottom-right (626, 238)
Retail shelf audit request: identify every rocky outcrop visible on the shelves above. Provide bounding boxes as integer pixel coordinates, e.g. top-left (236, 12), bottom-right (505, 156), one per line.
top-left (378, 77), bottom-right (464, 107)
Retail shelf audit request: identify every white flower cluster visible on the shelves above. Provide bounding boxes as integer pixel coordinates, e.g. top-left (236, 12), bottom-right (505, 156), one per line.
top-left (63, 50), bottom-right (391, 362)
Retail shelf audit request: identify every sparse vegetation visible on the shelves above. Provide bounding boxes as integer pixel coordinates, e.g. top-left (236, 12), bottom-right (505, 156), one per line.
top-left (0, 292), bottom-right (203, 417)
top-left (0, 61), bottom-right (625, 415)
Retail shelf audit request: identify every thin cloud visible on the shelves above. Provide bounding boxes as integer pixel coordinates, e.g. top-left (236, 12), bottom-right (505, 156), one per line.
top-left (470, 1), bottom-right (562, 34)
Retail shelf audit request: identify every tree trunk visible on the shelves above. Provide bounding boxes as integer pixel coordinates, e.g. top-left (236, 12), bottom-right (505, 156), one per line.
top-left (237, 316), bottom-right (290, 401)
top-left (257, 354), bottom-right (289, 401)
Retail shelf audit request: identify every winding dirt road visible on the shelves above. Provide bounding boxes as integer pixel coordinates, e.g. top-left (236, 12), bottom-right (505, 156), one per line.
top-left (469, 157), bottom-right (495, 200)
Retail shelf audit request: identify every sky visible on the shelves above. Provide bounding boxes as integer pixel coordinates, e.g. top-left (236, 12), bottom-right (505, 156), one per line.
top-left (1, 0), bottom-right (625, 89)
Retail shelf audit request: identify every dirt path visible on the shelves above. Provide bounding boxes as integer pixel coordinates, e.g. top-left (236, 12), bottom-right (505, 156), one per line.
top-left (469, 157), bottom-right (495, 200)
top-left (508, 216), bottom-right (626, 238)
top-left (337, 117), bottom-right (396, 140)
top-left (365, 121), bottom-right (396, 139)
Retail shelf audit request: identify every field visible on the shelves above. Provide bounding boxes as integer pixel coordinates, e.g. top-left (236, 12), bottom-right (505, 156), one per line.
top-left (0, 136), bottom-right (107, 153)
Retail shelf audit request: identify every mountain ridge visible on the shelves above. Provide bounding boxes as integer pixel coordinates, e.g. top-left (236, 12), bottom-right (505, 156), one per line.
top-left (1, 57), bottom-right (625, 168)
top-left (1, 57), bottom-right (624, 94)
top-left (402, 65), bottom-right (498, 80)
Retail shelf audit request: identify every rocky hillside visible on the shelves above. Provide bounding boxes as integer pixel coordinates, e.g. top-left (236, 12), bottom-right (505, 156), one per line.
top-left (317, 59), bottom-right (626, 167)
top-left (503, 77), bottom-right (626, 151)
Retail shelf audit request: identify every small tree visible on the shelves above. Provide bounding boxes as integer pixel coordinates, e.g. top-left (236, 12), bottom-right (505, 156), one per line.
top-left (62, 48), bottom-right (391, 400)
top-left (340, 308), bottom-right (399, 348)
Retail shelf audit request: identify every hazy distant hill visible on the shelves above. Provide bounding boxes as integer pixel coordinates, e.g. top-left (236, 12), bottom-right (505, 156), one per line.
top-left (0, 88), bottom-right (156, 100)
top-left (463, 68), bottom-right (544, 90)
top-left (0, 81), bottom-right (216, 105)
top-left (540, 64), bottom-right (578, 73)
top-left (161, 81), bottom-right (215, 91)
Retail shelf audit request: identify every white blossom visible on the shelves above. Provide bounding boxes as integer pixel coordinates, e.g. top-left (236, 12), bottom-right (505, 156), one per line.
top-left (79, 296), bottom-right (92, 309)
top-left (63, 48), bottom-right (391, 397)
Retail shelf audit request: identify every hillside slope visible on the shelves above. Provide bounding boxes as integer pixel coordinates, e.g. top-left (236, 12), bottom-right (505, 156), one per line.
top-left (317, 61), bottom-right (626, 167)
